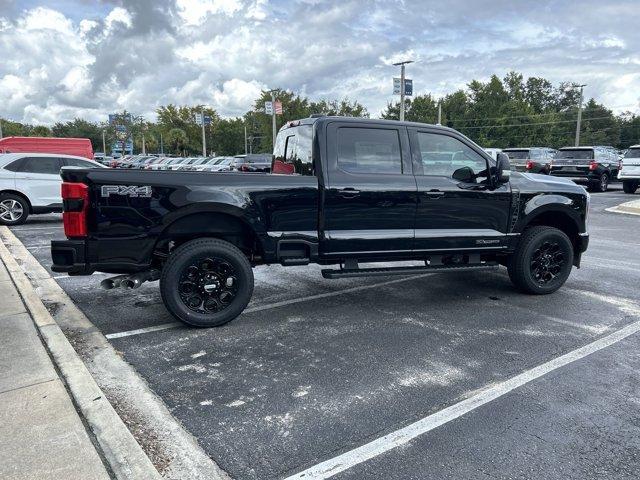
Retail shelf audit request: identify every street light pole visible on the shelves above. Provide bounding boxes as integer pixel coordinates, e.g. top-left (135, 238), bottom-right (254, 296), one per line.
top-left (437, 101), bottom-right (442, 125)
top-left (575, 84), bottom-right (587, 147)
top-left (0, 119), bottom-right (3, 139)
top-left (393, 60), bottom-right (413, 122)
top-left (102, 130), bottom-right (106, 155)
top-left (244, 126), bottom-right (248, 155)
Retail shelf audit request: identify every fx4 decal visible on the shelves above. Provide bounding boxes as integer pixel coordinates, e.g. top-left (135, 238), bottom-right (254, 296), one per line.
top-left (101, 185), bottom-right (153, 198)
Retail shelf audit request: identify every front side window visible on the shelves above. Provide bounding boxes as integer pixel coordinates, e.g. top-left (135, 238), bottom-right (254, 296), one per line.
top-left (416, 132), bottom-right (488, 183)
top-left (20, 157), bottom-right (63, 174)
top-left (337, 127), bottom-right (402, 174)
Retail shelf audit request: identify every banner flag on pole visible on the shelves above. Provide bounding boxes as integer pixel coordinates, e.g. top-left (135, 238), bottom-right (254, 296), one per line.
top-left (274, 101), bottom-right (283, 115)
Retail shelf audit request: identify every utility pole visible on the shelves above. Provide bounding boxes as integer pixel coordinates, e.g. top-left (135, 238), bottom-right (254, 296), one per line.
top-left (244, 126), bottom-right (248, 155)
top-left (437, 101), bottom-right (442, 125)
top-left (575, 84), bottom-right (587, 147)
top-left (160, 132), bottom-right (164, 155)
top-left (393, 60), bottom-right (413, 122)
top-left (270, 90), bottom-right (277, 150)
top-left (201, 109), bottom-right (207, 157)
top-left (142, 134), bottom-right (146, 155)
top-left (102, 130), bottom-right (106, 155)
top-left (0, 118), bottom-right (3, 139)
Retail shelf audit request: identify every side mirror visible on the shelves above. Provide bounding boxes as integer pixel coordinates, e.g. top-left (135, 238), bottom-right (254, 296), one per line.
top-left (496, 153), bottom-right (511, 183)
top-left (452, 166), bottom-right (475, 183)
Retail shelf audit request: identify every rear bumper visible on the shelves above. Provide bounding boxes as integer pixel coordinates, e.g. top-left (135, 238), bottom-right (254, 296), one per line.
top-left (51, 240), bottom-right (94, 275)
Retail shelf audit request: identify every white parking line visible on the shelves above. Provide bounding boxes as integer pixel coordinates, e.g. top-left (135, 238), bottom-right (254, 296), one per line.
top-left (282, 318), bottom-right (640, 480)
top-left (10, 226), bottom-right (62, 231)
top-left (105, 274), bottom-right (433, 340)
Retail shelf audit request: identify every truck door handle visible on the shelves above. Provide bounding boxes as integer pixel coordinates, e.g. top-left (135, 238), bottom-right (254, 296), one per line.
top-left (337, 188), bottom-right (360, 198)
top-left (425, 189), bottom-right (445, 198)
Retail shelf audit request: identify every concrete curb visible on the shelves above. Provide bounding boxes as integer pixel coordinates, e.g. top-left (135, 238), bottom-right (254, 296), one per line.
top-left (0, 234), bottom-right (162, 480)
top-left (0, 226), bottom-right (231, 480)
top-left (605, 199), bottom-right (640, 216)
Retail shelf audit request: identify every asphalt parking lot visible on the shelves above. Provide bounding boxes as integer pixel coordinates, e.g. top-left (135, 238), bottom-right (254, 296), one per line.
top-left (6, 186), bottom-right (640, 480)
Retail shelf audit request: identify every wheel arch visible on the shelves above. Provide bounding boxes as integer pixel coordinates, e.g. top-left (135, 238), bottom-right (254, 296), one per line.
top-left (153, 210), bottom-right (265, 263)
top-left (517, 204), bottom-right (582, 266)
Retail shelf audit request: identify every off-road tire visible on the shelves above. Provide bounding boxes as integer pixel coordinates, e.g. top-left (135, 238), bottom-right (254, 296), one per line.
top-left (160, 238), bottom-right (254, 327)
top-left (507, 226), bottom-right (573, 295)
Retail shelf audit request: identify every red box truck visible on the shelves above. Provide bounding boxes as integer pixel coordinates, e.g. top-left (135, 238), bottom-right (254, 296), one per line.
top-left (0, 137), bottom-right (94, 159)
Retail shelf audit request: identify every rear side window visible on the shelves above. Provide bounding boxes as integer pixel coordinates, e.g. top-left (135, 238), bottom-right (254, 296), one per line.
top-left (3, 159), bottom-right (25, 172)
top-left (273, 125), bottom-right (314, 175)
top-left (337, 127), bottom-right (402, 174)
top-left (18, 157), bottom-right (64, 174)
top-left (625, 148), bottom-right (640, 158)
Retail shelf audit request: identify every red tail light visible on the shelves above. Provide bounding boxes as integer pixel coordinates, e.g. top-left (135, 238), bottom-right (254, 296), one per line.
top-left (525, 160), bottom-right (534, 170)
top-left (61, 182), bottom-right (89, 238)
top-left (589, 161), bottom-right (598, 171)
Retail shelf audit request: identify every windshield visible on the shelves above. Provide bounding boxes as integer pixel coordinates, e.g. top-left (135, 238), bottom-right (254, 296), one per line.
top-left (504, 150), bottom-right (529, 160)
top-left (556, 149), bottom-right (593, 160)
top-left (624, 148), bottom-right (640, 159)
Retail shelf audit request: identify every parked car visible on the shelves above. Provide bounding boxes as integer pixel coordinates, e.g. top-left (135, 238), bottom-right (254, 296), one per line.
top-left (234, 153), bottom-right (272, 172)
top-left (205, 157), bottom-right (238, 172)
top-left (503, 147), bottom-right (556, 174)
top-left (182, 157), bottom-right (213, 171)
top-left (0, 136), bottom-right (94, 159)
top-left (169, 157), bottom-right (203, 171)
top-left (550, 146), bottom-right (620, 192)
top-left (51, 116), bottom-right (589, 328)
top-left (148, 157), bottom-right (180, 170)
top-left (0, 153), bottom-right (104, 225)
top-left (618, 145), bottom-right (640, 194)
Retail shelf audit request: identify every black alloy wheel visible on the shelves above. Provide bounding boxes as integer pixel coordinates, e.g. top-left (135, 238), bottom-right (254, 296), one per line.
top-left (160, 238), bottom-right (254, 327)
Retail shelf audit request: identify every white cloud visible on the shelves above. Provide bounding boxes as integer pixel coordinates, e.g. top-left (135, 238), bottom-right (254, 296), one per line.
top-left (1, 0), bottom-right (639, 126)
top-left (105, 7), bottom-right (133, 31)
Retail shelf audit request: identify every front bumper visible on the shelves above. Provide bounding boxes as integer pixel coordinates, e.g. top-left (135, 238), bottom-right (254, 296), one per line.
top-left (51, 240), bottom-right (94, 275)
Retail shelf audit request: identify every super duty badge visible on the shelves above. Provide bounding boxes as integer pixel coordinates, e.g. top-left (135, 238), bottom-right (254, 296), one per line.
top-left (101, 185), bottom-right (152, 198)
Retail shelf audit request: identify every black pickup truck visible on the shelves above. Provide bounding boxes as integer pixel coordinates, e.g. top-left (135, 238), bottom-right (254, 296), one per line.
top-left (51, 117), bottom-right (590, 327)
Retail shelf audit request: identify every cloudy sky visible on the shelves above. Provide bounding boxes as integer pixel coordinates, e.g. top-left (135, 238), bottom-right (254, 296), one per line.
top-left (1, 0), bottom-right (639, 125)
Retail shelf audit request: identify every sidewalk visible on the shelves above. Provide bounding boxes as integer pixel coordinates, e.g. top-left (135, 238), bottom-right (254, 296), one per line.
top-left (0, 257), bottom-right (111, 479)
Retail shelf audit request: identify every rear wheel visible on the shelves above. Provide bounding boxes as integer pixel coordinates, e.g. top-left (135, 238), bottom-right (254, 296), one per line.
top-left (0, 193), bottom-right (29, 226)
top-left (623, 180), bottom-right (639, 194)
top-left (160, 238), bottom-right (254, 327)
top-left (508, 226), bottom-right (574, 295)
top-left (589, 173), bottom-right (609, 192)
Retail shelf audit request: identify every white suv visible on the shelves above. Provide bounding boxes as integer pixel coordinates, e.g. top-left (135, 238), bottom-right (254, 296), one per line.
top-left (619, 145), bottom-right (640, 194)
top-left (0, 153), bottom-right (103, 225)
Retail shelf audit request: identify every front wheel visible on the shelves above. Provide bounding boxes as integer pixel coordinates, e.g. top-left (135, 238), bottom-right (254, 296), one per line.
top-left (0, 193), bottom-right (29, 225)
top-left (507, 226), bottom-right (574, 295)
top-left (623, 180), bottom-right (639, 194)
top-left (160, 238), bottom-right (254, 327)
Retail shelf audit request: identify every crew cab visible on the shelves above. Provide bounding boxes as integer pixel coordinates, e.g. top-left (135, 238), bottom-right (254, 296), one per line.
top-left (618, 145), bottom-right (640, 194)
top-left (503, 147), bottom-right (556, 174)
top-left (51, 117), bottom-right (590, 327)
top-left (550, 146), bottom-right (619, 192)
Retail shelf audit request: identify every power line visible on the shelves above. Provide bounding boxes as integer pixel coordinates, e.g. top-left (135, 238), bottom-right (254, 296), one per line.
top-left (456, 115), bottom-right (614, 130)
